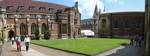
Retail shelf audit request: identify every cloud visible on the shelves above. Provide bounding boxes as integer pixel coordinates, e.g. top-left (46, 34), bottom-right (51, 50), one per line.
top-left (73, 0), bottom-right (104, 19)
top-left (108, 0), bottom-right (124, 5)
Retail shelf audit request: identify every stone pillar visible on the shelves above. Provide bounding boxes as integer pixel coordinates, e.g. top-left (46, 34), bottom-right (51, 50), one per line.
top-left (16, 24), bottom-right (20, 36)
top-left (28, 24), bottom-right (31, 36)
top-left (38, 24), bottom-right (42, 39)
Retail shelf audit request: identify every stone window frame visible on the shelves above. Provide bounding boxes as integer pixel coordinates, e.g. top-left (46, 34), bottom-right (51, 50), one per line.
top-left (136, 17), bottom-right (143, 29)
top-left (39, 7), bottom-right (46, 11)
top-left (6, 6), bottom-right (14, 10)
top-left (113, 17), bottom-right (120, 29)
top-left (17, 6), bottom-right (25, 10)
top-left (61, 24), bottom-right (67, 34)
top-left (124, 17), bottom-right (131, 29)
top-left (28, 6), bottom-right (37, 10)
top-left (48, 8), bottom-right (55, 13)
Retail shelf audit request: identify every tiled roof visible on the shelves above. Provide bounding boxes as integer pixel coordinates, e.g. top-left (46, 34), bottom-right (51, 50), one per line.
top-left (0, 0), bottom-right (68, 10)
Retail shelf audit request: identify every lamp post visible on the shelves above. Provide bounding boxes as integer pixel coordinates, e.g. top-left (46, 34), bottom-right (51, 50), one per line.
top-left (26, 15), bottom-right (30, 35)
top-left (47, 16), bottom-right (52, 30)
top-left (36, 15), bottom-right (41, 40)
top-left (14, 15), bottom-right (18, 36)
top-left (0, 9), bottom-right (6, 43)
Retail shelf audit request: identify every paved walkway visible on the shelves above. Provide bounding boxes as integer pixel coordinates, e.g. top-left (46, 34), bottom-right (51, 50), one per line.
top-left (1, 42), bottom-right (145, 56)
top-left (30, 44), bottom-right (83, 56)
top-left (96, 45), bottom-right (145, 56)
top-left (1, 42), bottom-right (22, 56)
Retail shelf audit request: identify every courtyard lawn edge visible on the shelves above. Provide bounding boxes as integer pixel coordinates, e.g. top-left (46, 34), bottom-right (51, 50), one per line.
top-left (31, 42), bottom-right (91, 56)
top-left (31, 38), bottom-right (129, 56)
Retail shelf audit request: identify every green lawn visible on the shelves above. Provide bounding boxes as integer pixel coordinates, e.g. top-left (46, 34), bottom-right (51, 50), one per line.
top-left (31, 38), bottom-right (129, 55)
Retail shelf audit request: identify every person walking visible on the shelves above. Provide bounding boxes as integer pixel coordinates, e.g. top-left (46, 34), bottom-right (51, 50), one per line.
top-left (11, 37), bottom-right (15, 45)
top-left (130, 37), bottom-right (134, 45)
top-left (15, 35), bottom-right (21, 52)
top-left (24, 35), bottom-right (30, 51)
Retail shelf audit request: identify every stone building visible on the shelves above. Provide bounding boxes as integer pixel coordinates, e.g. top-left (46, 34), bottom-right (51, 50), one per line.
top-left (0, 0), bottom-right (81, 40)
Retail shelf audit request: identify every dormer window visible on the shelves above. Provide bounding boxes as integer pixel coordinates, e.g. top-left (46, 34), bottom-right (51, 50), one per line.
top-left (48, 8), bottom-right (55, 13)
top-left (28, 6), bottom-right (37, 10)
top-left (6, 6), bottom-right (13, 10)
top-left (17, 6), bottom-right (24, 10)
top-left (57, 9), bottom-right (63, 13)
top-left (39, 7), bottom-right (46, 10)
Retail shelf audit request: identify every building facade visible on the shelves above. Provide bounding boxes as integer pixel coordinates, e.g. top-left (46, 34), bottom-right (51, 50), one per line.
top-left (80, 19), bottom-right (95, 30)
top-left (0, 0), bottom-right (81, 40)
top-left (98, 12), bottom-right (145, 37)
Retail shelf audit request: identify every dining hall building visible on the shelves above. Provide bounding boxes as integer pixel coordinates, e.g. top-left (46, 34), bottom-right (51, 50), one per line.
top-left (0, 0), bottom-right (81, 40)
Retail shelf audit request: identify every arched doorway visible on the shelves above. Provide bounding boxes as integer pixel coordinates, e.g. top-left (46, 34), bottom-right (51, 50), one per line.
top-left (20, 23), bottom-right (28, 35)
top-left (8, 30), bottom-right (15, 40)
top-left (41, 23), bottom-right (48, 34)
top-left (31, 23), bottom-right (39, 39)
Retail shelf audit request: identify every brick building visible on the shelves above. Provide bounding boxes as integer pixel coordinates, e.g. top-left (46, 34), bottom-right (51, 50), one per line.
top-left (98, 11), bottom-right (145, 37)
top-left (81, 5), bottom-right (145, 37)
top-left (0, 0), bottom-right (81, 40)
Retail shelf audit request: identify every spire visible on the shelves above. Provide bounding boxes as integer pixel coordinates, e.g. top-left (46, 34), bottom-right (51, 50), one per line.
top-left (93, 4), bottom-right (99, 18)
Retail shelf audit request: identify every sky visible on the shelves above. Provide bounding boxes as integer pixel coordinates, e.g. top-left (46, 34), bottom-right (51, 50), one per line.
top-left (35, 0), bottom-right (145, 19)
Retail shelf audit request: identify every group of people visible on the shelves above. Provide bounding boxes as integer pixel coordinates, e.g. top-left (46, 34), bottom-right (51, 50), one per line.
top-left (130, 35), bottom-right (144, 47)
top-left (11, 35), bottom-right (30, 52)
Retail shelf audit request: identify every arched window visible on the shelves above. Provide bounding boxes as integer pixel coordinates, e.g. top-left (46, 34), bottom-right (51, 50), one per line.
top-left (20, 23), bottom-right (28, 35)
top-left (41, 23), bottom-right (48, 34)
top-left (113, 17), bottom-right (119, 28)
top-left (125, 18), bottom-right (130, 28)
top-left (101, 19), bottom-right (106, 28)
top-left (31, 23), bottom-right (39, 34)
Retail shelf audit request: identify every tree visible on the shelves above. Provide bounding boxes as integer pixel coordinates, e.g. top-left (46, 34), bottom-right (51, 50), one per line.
top-left (44, 29), bottom-right (51, 40)
top-left (34, 30), bottom-right (40, 40)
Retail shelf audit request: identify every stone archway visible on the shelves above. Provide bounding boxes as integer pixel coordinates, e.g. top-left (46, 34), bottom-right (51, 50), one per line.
top-left (8, 29), bottom-right (15, 40)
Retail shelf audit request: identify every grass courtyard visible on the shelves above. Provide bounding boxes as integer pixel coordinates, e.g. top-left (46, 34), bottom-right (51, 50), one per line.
top-left (31, 38), bottom-right (129, 55)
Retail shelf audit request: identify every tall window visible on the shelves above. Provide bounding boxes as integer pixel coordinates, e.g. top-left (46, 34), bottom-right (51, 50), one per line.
top-left (101, 19), bottom-right (106, 28)
top-left (125, 18), bottom-right (130, 28)
top-left (113, 17), bottom-right (119, 28)
top-left (136, 18), bottom-right (142, 28)
top-left (41, 23), bottom-right (48, 34)
top-left (20, 23), bottom-right (28, 35)
top-left (74, 19), bottom-right (78, 24)
top-left (61, 24), bottom-right (67, 34)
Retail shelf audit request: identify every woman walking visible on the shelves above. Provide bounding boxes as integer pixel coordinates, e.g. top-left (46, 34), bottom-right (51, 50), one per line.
top-left (24, 35), bottom-right (30, 51)
top-left (15, 35), bottom-right (21, 52)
